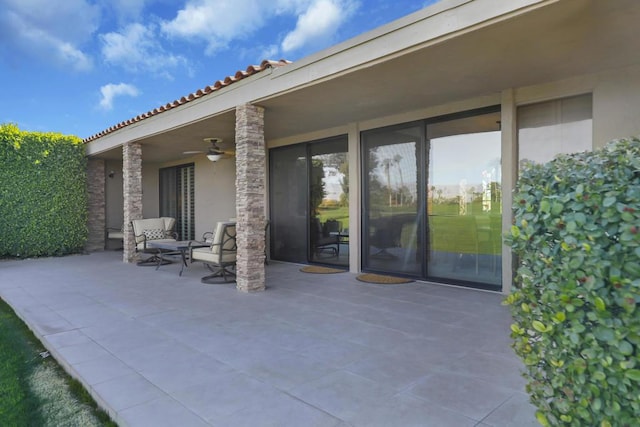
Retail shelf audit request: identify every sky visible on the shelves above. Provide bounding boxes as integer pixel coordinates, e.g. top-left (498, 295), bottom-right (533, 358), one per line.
top-left (0, 0), bottom-right (438, 140)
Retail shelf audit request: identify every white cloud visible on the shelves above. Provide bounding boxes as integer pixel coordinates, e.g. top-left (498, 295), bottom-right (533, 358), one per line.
top-left (161, 0), bottom-right (267, 55)
top-left (99, 83), bottom-right (140, 110)
top-left (282, 0), bottom-right (357, 53)
top-left (161, 0), bottom-right (358, 57)
top-left (0, 0), bottom-right (99, 70)
top-left (101, 23), bottom-right (188, 77)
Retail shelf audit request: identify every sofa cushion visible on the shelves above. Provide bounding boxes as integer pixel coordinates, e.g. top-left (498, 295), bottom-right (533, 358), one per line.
top-left (143, 228), bottom-right (165, 240)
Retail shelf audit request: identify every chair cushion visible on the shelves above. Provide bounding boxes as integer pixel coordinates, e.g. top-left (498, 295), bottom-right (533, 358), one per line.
top-left (210, 222), bottom-right (236, 254)
top-left (192, 247), bottom-right (236, 263)
top-left (143, 228), bottom-right (165, 240)
top-left (161, 217), bottom-right (176, 232)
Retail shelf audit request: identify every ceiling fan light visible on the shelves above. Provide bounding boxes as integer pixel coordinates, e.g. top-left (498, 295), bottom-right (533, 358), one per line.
top-left (207, 153), bottom-right (223, 162)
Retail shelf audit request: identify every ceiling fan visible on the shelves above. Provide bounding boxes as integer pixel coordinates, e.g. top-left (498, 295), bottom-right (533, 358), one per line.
top-left (183, 138), bottom-right (235, 162)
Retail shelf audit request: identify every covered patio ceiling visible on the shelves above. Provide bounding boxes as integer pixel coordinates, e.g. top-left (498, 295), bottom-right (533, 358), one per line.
top-left (91, 0), bottom-right (640, 164)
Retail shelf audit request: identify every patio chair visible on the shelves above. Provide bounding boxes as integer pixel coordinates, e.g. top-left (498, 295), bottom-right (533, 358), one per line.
top-left (190, 221), bottom-right (237, 283)
top-left (368, 216), bottom-right (403, 259)
top-left (310, 217), bottom-right (340, 257)
top-left (131, 217), bottom-right (178, 266)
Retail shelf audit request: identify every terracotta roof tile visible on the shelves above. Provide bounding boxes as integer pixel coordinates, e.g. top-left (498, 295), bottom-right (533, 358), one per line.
top-left (83, 59), bottom-right (291, 143)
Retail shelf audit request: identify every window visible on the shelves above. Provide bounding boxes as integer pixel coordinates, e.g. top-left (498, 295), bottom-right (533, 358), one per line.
top-left (518, 94), bottom-right (592, 165)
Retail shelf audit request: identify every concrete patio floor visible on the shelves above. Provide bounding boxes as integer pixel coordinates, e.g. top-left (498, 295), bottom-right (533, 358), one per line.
top-left (0, 251), bottom-right (537, 426)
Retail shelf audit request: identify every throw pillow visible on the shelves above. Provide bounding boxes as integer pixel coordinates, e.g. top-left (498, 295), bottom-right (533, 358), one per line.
top-left (143, 228), bottom-right (165, 240)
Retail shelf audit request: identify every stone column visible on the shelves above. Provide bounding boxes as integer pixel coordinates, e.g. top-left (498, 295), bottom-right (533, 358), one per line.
top-left (85, 158), bottom-right (106, 252)
top-left (123, 142), bottom-right (143, 263)
top-left (235, 104), bottom-right (266, 292)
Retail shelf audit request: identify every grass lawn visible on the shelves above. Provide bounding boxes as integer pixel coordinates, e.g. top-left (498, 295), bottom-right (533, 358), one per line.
top-left (0, 297), bottom-right (116, 426)
top-left (317, 206), bottom-right (349, 228)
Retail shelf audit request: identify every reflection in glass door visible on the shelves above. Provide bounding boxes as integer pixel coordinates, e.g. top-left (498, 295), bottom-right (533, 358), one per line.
top-left (362, 125), bottom-right (422, 276)
top-left (427, 110), bottom-right (502, 288)
top-left (362, 108), bottom-right (502, 289)
top-left (309, 138), bottom-right (349, 266)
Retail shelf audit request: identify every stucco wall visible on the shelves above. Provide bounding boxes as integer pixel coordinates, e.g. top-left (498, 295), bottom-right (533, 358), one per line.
top-left (193, 156), bottom-right (236, 239)
top-left (593, 64), bottom-right (640, 147)
top-left (142, 164), bottom-right (159, 218)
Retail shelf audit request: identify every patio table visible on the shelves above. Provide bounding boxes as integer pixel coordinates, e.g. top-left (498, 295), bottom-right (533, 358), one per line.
top-left (147, 240), bottom-right (209, 276)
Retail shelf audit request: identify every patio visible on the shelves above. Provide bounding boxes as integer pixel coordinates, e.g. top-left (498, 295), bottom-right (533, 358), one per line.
top-left (0, 251), bottom-right (536, 426)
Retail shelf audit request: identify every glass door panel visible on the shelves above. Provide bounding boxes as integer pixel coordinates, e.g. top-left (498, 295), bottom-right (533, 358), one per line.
top-left (363, 125), bottom-right (422, 275)
top-left (426, 111), bottom-right (502, 288)
top-left (269, 145), bottom-right (308, 263)
top-left (309, 138), bottom-right (349, 266)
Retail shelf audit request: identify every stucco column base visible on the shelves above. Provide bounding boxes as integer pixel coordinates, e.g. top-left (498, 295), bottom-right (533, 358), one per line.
top-left (235, 104), bottom-right (266, 293)
top-left (123, 142), bottom-right (143, 263)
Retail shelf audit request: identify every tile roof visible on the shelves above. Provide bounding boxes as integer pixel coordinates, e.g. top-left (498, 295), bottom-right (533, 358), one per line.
top-left (83, 59), bottom-right (291, 143)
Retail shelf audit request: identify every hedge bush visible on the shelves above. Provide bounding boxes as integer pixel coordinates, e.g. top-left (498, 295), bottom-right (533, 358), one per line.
top-left (504, 137), bottom-right (640, 426)
top-left (0, 124), bottom-right (87, 257)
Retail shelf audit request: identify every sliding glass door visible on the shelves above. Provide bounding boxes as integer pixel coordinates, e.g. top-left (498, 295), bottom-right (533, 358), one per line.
top-left (159, 163), bottom-right (195, 240)
top-left (362, 107), bottom-right (502, 289)
top-left (269, 144), bottom-right (308, 263)
top-left (269, 136), bottom-right (348, 266)
top-left (426, 110), bottom-right (502, 288)
top-left (362, 124), bottom-right (422, 275)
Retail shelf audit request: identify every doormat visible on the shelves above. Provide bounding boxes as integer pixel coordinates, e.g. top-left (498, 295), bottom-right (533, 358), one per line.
top-left (356, 273), bottom-right (414, 284)
top-left (300, 266), bottom-right (348, 274)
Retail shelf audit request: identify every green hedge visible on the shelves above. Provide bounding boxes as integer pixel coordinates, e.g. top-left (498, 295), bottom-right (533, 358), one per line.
top-left (0, 124), bottom-right (87, 257)
top-left (505, 137), bottom-right (640, 426)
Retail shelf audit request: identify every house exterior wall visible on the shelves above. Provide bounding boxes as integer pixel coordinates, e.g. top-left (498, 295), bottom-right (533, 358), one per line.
top-left (192, 156), bottom-right (236, 239)
top-left (84, 1), bottom-right (640, 293)
top-left (593, 64), bottom-right (640, 146)
top-left (142, 164), bottom-right (159, 218)
top-left (266, 63), bottom-right (640, 293)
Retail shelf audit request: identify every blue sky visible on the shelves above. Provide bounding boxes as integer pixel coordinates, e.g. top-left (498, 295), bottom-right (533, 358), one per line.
top-left (0, 0), bottom-right (438, 139)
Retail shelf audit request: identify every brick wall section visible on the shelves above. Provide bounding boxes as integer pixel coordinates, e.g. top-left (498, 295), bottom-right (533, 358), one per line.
top-left (85, 158), bottom-right (106, 252)
top-left (123, 142), bottom-right (143, 263)
top-left (235, 104), bottom-right (266, 292)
